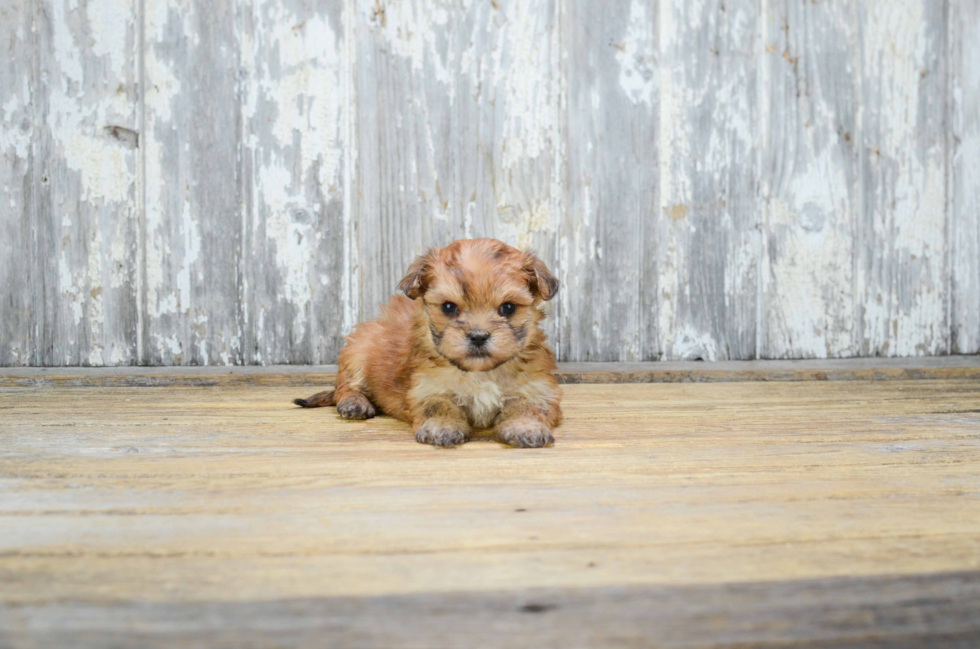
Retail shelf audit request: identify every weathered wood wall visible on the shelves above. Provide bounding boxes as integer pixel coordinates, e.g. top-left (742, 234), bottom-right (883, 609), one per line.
top-left (1, 0), bottom-right (978, 366)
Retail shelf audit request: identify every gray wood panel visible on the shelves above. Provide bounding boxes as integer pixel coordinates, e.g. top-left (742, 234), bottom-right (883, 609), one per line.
top-left (34, 0), bottom-right (141, 366)
top-left (855, 0), bottom-right (949, 357)
top-left (0, 1), bottom-right (35, 366)
top-left (353, 0), bottom-right (459, 321)
top-left (950, 0), bottom-right (980, 355)
top-left (561, 0), bottom-right (658, 361)
top-left (657, 0), bottom-right (760, 361)
top-left (142, 0), bottom-right (243, 365)
top-left (1, 0), bottom-right (974, 365)
top-left (240, 0), bottom-right (347, 364)
top-left (455, 0), bottom-right (561, 346)
top-left (759, 0), bottom-right (860, 359)
top-left (353, 0), bottom-right (559, 334)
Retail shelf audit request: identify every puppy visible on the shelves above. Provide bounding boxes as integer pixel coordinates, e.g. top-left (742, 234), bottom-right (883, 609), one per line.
top-left (294, 238), bottom-right (562, 447)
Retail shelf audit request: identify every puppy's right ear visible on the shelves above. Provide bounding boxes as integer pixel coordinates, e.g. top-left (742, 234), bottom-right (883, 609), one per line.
top-left (398, 249), bottom-right (436, 299)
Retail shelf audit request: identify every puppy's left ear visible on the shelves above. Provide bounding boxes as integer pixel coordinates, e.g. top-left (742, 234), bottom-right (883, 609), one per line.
top-left (524, 252), bottom-right (560, 301)
top-left (398, 249), bottom-right (436, 299)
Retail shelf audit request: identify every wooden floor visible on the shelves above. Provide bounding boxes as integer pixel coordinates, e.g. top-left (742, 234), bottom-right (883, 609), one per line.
top-left (2, 376), bottom-right (980, 647)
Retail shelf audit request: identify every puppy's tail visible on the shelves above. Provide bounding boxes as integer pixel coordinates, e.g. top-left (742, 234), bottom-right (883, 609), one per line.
top-left (293, 389), bottom-right (336, 408)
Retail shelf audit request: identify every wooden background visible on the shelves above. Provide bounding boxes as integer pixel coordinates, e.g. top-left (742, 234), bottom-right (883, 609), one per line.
top-left (1, 0), bottom-right (978, 366)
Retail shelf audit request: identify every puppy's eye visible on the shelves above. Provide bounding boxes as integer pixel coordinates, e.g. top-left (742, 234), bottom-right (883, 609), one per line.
top-left (441, 302), bottom-right (459, 317)
top-left (498, 302), bottom-right (517, 317)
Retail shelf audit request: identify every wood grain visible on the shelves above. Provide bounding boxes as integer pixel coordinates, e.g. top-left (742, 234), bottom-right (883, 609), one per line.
top-left (3, 573), bottom-right (980, 648)
top-left (0, 1), bottom-right (35, 366)
top-left (2, 0), bottom-right (976, 366)
top-left (1, 379), bottom-right (979, 646)
top-left (353, 0), bottom-right (561, 337)
top-left (561, 0), bottom-right (658, 361)
top-left (34, 0), bottom-right (141, 366)
top-left (657, 0), bottom-right (760, 361)
top-left (353, 0), bottom-right (458, 321)
top-left (142, 0), bottom-right (243, 365)
top-left (950, 0), bottom-right (980, 355)
top-left (3, 355), bottom-right (980, 387)
top-left (239, 0), bottom-right (347, 364)
top-left (456, 0), bottom-right (561, 346)
top-left (856, 0), bottom-right (949, 357)
top-left (759, 0), bottom-right (859, 359)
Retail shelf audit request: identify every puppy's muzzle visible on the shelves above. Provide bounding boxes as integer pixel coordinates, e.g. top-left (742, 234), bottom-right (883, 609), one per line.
top-left (467, 329), bottom-right (491, 354)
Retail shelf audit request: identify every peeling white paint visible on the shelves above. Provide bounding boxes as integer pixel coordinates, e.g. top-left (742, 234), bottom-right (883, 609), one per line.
top-left (672, 324), bottom-right (720, 361)
top-left (494, 0), bottom-right (554, 169)
top-left (616, 0), bottom-right (656, 106)
top-left (48, 0), bottom-right (135, 205)
top-left (241, 0), bottom-right (347, 362)
top-left (376, 0), bottom-right (453, 87)
top-left (3, 0), bottom-right (975, 367)
top-left (859, 0), bottom-right (948, 357)
top-left (1, 86), bottom-right (33, 160)
top-left (951, 0), bottom-right (980, 354)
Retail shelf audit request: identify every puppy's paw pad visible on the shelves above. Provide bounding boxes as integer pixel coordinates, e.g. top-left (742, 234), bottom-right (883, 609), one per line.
top-left (337, 397), bottom-right (376, 420)
top-left (415, 419), bottom-right (468, 447)
top-left (497, 420), bottom-right (554, 448)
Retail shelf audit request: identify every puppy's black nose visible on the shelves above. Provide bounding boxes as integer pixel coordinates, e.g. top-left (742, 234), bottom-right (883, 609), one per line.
top-left (467, 330), bottom-right (491, 348)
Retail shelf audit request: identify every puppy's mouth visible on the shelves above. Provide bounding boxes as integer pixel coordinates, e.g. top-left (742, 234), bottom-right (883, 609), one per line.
top-left (436, 348), bottom-right (511, 372)
top-left (467, 348), bottom-right (493, 359)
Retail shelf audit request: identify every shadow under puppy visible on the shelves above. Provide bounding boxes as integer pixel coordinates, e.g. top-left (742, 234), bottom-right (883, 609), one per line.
top-left (294, 238), bottom-right (562, 448)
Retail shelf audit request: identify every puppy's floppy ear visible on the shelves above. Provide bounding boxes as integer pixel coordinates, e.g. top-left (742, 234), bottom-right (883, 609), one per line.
top-left (398, 249), bottom-right (436, 299)
top-left (523, 251), bottom-right (560, 301)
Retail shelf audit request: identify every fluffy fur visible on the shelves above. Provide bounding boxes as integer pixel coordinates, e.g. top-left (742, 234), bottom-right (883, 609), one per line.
top-left (294, 238), bottom-right (562, 448)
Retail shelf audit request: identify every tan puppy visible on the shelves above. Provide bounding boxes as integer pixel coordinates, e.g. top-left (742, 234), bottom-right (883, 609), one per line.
top-left (294, 238), bottom-right (562, 447)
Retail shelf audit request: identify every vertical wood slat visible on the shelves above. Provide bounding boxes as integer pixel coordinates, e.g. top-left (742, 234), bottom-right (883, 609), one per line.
top-left (657, 0), bottom-right (760, 361)
top-left (0, 2), bottom-right (35, 366)
top-left (34, 0), bottom-right (141, 366)
top-left (142, 0), bottom-right (243, 365)
top-left (561, 0), bottom-right (658, 361)
top-left (240, 0), bottom-right (347, 364)
top-left (950, 0), bottom-right (980, 355)
top-left (354, 0), bottom-right (458, 322)
top-left (855, 0), bottom-right (948, 357)
top-left (354, 0), bottom-right (560, 331)
top-left (758, 0), bottom-right (859, 359)
top-left (455, 0), bottom-right (561, 345)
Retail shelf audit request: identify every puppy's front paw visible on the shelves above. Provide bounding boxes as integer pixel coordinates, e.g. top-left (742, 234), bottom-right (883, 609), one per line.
top-left (337, 395), bottom-right (376, 420)
top-left (415, 419), bottom-right (469, 447)
top-left (496, 419), bottom-right (554, 448)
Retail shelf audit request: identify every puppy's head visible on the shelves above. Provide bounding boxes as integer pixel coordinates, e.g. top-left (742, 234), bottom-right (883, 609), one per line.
top-left (398, 239), bottom-right (559, 372)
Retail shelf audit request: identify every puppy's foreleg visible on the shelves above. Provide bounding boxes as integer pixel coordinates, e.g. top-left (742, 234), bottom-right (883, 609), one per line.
top-left (494, 401), bottom-right (559, 448)
top-left (412, 398), bottom-right (471, 448)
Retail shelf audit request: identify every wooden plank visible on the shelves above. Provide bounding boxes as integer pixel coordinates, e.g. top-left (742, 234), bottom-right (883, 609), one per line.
top-left (142, 0), bottom-right (243, 365)
top-left (239, 0), bottom-right (348, 365)
top-left (33, 0), bottom-right (141, 366)
top-left (1, 380), bottom-right (979, 646)
top-left (353, 0), bottom-right (457, 321)
top-left (759, 0), bottom-right (859, 359)
top-left (950, 0), bottom-right (980, 355)
top-left (455, 0), bottom-right (561, 346)
top-left (560, 0), bottom-right (658, 361)
top-left (3, 572), bottom-right (980, 648)
top-left (657, 0), bottom-right (760, 361)
top-left (556, 356), bottom-right (980, 383)
top-left (0, 1), bottom-right (35, 366)
top-left (353, 0), bottom-right (560, 332)
top-left (2, 356), bottom-right (980, 387)
top-left (855, 0), bottom-right (949, 357)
